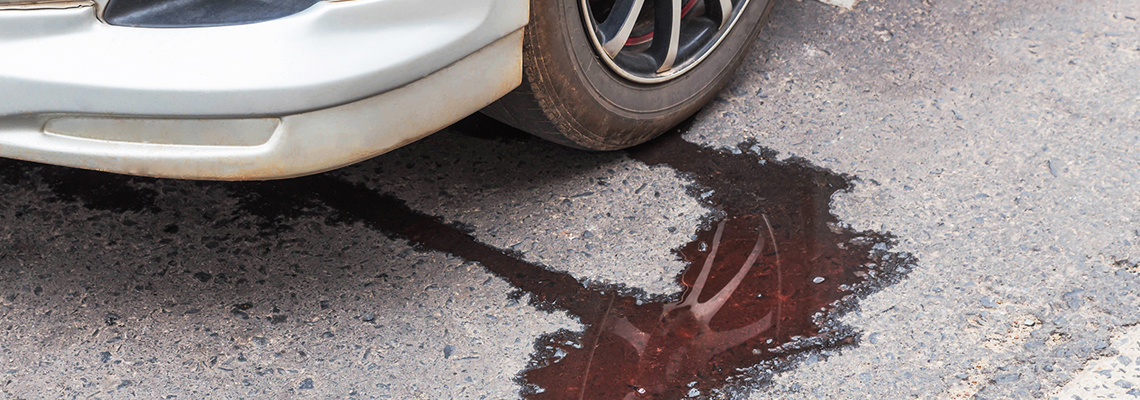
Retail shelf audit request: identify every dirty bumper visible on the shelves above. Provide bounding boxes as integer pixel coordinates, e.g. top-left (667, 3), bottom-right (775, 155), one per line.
top-left (0, 0), bottom-right (524, 180)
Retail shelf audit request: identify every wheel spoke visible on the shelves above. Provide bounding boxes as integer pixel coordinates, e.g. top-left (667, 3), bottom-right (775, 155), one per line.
top-left (581, 0), bottom-right (751, 82)
top-left (648, 0), bottom-right (682, 73)
top-left (706, 0), bottom-right (733, 28)
top-left (596, 0), bottom-right (646, 57)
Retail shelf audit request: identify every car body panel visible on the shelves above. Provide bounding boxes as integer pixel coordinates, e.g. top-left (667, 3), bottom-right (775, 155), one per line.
top-left (0, 30), bottom-right (524, 180)
top-left (0, 0), bottom-right (527, 179)
top-left (0, 0), bottom-right (526, 116)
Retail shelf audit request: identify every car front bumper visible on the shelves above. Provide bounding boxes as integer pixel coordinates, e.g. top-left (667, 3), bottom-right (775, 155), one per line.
top-left (0, 0), bottom-right (526, 179)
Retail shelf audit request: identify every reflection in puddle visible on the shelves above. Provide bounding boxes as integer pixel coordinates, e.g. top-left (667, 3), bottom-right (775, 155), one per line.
top-left (525, 217), bottom-right (781, 399)
top-left (0, 119), bottom-right (915, 399)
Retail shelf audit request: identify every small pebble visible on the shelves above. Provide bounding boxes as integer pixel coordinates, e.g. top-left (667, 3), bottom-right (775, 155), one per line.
top-left (1062, 290), bottom-right (1085, 308)
top-left (803, 353), bottom-right (820, 367)
top-left (232, 303), bottom-right (254, 311)
top-left (299, 378), bottom-right (314, 390)
top-left (812, 277), bottom-right (825, 284)
top-left (444, 345), bottom-right (456, 359)
top-left (361, 313), bottom-right (375, 322)
top-left (993, 373), bottom-right (1020, 383)
top-left (193, 272), bottom-right (213, 283)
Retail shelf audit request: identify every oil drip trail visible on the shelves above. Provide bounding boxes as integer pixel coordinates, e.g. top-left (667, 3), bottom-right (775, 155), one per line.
top-left (244, 176), bottom-right (617, 322)
top-left (0, 119), bottom-right (917, 400)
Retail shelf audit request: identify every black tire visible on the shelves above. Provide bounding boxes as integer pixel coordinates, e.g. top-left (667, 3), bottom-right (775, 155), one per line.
top-left (482, 0), bottom-right (776, 150)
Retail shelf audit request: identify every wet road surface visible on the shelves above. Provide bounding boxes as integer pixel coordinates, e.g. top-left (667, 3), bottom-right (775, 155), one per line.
top-left (2, 0), bottom-right (1139, 399)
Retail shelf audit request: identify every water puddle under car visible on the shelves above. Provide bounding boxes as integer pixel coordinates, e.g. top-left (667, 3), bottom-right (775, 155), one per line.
top-left (0, 115), bottom-right (916, 399)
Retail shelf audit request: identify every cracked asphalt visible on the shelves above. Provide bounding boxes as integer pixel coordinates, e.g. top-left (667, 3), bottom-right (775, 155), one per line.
top-left (2, 0), bottom-right (1139, 399)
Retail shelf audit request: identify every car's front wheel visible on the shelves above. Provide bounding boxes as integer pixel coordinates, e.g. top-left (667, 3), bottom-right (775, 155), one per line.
top-left (483, 0), bottom-right (776, 150)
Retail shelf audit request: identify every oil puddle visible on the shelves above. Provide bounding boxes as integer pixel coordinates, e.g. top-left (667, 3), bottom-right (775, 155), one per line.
top-left (516, 136), bottom-right (915, 399)
top-left (0, 117), bottom-right (915, 399)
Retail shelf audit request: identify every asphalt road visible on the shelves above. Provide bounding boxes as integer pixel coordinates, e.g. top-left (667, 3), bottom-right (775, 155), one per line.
top-left (2, 0), bottom-right (1139, 399)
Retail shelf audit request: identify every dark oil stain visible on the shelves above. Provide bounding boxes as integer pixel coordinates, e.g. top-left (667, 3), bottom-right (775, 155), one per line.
top-left (0, 114), bottom-right (915, 399)
top-left (225, 176), bottom-right (609, 318)
top-left (0, 158), bottom-right (29, 186)
top-left (38, 166), bottom-right (159, 213)
top-left (0, 158), bottom-right (159, 213)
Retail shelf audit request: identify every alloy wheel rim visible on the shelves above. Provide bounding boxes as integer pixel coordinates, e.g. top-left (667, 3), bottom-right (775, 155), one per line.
top-left (580, 0), bottom-right (751, 84)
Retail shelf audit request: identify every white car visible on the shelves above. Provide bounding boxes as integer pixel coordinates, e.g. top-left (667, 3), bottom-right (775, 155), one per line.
top-left (0, 0), bottom-right (774, 179)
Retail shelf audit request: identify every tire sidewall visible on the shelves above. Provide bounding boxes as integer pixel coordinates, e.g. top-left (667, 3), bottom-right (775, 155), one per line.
top-left (526, 0), bottom-right (775, 148)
